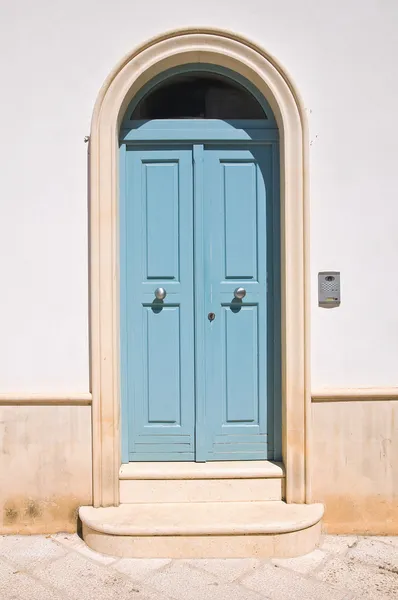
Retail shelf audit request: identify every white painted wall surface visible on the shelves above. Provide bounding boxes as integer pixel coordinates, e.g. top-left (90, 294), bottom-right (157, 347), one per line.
top-left (0, 0), bottom-right (397, 391)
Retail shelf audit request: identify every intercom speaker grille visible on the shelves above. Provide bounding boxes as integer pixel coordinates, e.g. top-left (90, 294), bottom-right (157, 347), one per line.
top-left (318, 271), bottom-right (340, 307)
top-left (321, 280), bottom-right (337, 292)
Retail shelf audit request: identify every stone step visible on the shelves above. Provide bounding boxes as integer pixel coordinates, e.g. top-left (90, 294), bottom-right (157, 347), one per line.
top-left (79, 501), bottom-right (324, 558)
top-left (119, 460), bottom-right (285, 503)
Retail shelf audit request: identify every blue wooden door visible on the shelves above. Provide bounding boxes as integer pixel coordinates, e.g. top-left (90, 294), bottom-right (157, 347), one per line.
top-left (122, 143), bottom-right (273, 461)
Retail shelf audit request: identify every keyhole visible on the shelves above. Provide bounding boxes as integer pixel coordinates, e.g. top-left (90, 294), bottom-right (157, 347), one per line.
top-left (208, 312), bottom-right (216, 322)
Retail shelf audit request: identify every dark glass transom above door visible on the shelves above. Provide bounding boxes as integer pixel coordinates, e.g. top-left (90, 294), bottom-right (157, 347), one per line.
top-left (130, 72), bottom-right (267, 120)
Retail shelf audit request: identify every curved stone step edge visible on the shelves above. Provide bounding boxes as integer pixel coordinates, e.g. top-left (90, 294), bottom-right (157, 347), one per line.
top-left (79, 501), bottom-right (324, 537)
top-left (82, 523), bottom-right (322, 559)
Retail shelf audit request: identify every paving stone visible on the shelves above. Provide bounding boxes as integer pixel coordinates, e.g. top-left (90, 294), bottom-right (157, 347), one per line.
top-left (1, 534), bottom-right (398, 600)
top-left (52, 533), bottom-right (117, 565)
top-left (241, 562), bottom-right (349, 600)
top-left (31, 551), bottom-right (171, 600)
top-left (145, 561), bottom-right (266, 600)
top-left (0, 557), bottom-right (64, 600)
top-left (271, 549), bottom-right (326, 574)
top-left (347, 536), bottom-right (398, 570)
top-left (363, 536), bottom-right (398, 548)
top-left (319, 535), bottom-right (358, 555)
top-left (316, 555), bottom-right (398, 600)
top-left (185, 558), bottom-right (260, 582)
top-left (0, 535), bottom-right (66, 569)
top-left (112, 558), bottom-right (172, 580)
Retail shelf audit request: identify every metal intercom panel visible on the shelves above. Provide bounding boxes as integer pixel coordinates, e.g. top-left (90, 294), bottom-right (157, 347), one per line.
top-left (318, 271), bottom-right (341, 308)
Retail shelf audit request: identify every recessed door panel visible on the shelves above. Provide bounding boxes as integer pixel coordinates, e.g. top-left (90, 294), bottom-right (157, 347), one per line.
top-left (223, 162), bottom-right (258, 280)
top-left (144, 162), bottom-right (179, 280)
top-left (223, 305), bottom-right (259, 424)
top-left (144, 305), bottom-right (181, 425)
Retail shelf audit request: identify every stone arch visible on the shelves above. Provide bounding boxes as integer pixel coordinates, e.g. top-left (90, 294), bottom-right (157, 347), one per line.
top-left (89, 28), bottom-right (310, 507)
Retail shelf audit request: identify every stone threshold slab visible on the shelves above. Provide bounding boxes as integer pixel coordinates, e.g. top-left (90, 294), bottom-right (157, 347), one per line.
top-left (119, 460), bottom-right (285, 480)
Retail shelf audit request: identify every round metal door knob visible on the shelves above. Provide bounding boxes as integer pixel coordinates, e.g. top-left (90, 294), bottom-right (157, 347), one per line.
top-left (234, 287), bottom-right (246, 300)
top-left (154, 287), bottom-right (167, 300)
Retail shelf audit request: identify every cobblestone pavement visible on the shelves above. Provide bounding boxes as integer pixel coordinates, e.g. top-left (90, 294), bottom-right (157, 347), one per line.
top-left (0, 533), bottom-right (397, 599)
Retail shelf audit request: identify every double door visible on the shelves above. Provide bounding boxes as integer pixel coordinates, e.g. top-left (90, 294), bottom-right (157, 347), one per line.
top-left (121, 143), bottom-right (274, 461)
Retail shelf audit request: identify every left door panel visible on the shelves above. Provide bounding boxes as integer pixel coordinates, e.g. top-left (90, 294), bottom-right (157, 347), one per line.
top-left (121, 147), bottom-right (195, 461)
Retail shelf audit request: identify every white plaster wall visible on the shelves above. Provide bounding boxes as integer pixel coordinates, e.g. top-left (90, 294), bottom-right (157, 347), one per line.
top-left (0, 0), bottom-right (397, 391)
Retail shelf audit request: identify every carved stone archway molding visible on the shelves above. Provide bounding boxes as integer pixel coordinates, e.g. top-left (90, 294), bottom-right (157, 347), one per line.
top-left (89, 28), bottom-right (311, 507)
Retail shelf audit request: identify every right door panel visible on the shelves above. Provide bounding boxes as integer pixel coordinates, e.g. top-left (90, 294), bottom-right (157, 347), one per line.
top-left (201, 146), bottom-right (272, 460)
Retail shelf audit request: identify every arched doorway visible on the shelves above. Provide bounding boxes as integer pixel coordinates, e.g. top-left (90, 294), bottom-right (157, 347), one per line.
top-left (88, 29), bottom-right (310, 508)
top-left (119, 64), bottom-right (281, 463)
